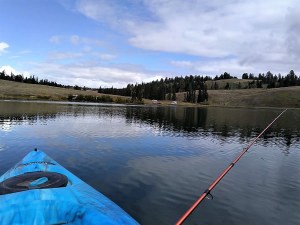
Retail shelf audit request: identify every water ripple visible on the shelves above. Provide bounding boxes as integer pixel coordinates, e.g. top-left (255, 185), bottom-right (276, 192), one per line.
top-left (0, 102), bottom-right (299, 225)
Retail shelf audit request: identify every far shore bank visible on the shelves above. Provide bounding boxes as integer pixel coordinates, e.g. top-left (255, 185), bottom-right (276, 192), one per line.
top-left (1, 79), bottom-right (300, 108)
top-left (2, 99), bottom-right (299, 111)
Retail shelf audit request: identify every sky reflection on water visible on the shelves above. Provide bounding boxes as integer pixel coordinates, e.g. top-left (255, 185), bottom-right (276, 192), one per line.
top-left (0, 101), bottom-right (300, 225)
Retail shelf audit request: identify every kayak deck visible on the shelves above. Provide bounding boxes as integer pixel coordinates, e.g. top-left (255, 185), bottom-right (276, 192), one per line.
top-left (0, 150), bottom-right (139, 225)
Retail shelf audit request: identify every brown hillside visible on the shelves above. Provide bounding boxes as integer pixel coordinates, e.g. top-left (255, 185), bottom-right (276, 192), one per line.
top-left (0, 79), bottom-right (127, 101)
top-left (1, 79), bottom-right (300, 108)
top-left (207, 86), bottom-right (300, 108)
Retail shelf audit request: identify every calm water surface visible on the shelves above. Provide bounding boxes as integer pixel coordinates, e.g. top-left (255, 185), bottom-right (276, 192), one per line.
top-left (0, 100), bottom-right (300, 225)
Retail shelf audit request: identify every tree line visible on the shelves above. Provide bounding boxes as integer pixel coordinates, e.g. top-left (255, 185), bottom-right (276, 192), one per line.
top-left (241, 70), bottom-right (300, 88)
top-left (1, 69), bottom-right (300, 103)
top-left (99, 75), bottom-right (210, 103)
top-left (0, 70), bottom-right (72, 88)
top-left (98, 70), bottom-right (300, 103)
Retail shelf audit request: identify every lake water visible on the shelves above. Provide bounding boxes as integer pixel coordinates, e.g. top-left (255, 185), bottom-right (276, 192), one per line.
top-left (0, 100), bottom-right (299, 225)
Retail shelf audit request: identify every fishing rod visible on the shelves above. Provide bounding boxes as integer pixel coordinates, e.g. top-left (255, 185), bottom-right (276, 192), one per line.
top-left (176, 108), bottom-right (288, 225)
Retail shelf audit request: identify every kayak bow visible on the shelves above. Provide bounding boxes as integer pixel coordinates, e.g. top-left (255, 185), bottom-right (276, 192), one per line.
top-left (0, 149), bottom-right (139, 225)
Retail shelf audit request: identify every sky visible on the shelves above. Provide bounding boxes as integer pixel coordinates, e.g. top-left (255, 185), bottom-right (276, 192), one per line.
top-left (0, 0), bottom-right (299, 88)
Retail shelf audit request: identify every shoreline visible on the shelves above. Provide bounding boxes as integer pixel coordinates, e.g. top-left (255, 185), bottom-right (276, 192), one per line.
top-left (1, 98), bottom-right (298, 110)
top-left (1, 79), bottom-right (300, 108)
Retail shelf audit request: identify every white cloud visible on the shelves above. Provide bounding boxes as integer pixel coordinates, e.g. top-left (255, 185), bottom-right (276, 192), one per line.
top-left (4, 0), bottom-right (299, 90)
top-left (70, 35), bottom-right (80, 45)
top-left (127, 0), bottom-right (292, 58)
top-left (92, 53), bottom-right (116, 60)
top-left (0, 42), bottom-right (9, 55)
top-left (47, 50), bottom-right (117, 62)
top-left (171, 59), bottom-right (254, 76)
top-left (75, 0), bottom-right (300, 76)
top-left (285, 5), bottom-right (300, 58)
top-left (49, 35), bottom-right (61, 44)
top-left (29, 62), bottom-right (159, 88)
top-left (79, 37), bottom-right (103, 46)
top-left (19, 50), bottom-right (32, 54)
top-left (49, 52), bottom-right (83, 60)
top-left (2, 63), bottom-right (157, 88)
top-left (0, 65), bottom-right (16, 75)
top-left (170, 61), bottom-right (193, 68)
top-left (75, 0), bottom-right (125, 27)
top-left (50, 34), bottom-right (103, 46)
top-left (170, 56), bottom-right (300, 77)
top-left (0, 65), bottom-right (30, 77)
top-left (10, 50), bottom-right (32, 59)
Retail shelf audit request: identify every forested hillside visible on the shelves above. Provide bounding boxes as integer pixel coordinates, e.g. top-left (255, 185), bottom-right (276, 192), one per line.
top-left (99, 70), bottom-right (300, 103)
top-left (1, 69), bottom-right (300, 104)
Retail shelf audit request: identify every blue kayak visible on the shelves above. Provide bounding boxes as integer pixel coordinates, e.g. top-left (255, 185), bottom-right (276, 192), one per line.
top-left (0, 149), bottom-right (139, 225)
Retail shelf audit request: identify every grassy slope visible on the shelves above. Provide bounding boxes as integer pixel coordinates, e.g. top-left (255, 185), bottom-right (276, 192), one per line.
top-left (1, 79), bottom-right (299, 108)
top-left (0, 80), bottom-right (128, 101)
top-left (207, 87), bottom-right (300, 108)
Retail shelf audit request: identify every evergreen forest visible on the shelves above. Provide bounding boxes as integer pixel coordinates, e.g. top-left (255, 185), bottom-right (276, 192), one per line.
top-left (1, 69), bottom-right (299, 103)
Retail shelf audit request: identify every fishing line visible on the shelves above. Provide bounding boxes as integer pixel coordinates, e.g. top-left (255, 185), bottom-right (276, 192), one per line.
top-left (176, 108), bottom-right (288, 225)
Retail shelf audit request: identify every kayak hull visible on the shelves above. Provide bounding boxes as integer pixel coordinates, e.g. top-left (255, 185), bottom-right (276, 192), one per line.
top-left (0, 150), bottom-right (139, 225)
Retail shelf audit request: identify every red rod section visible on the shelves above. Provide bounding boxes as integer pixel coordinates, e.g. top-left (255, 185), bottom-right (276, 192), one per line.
top-left (176, 108), bottom-right (287, 225)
